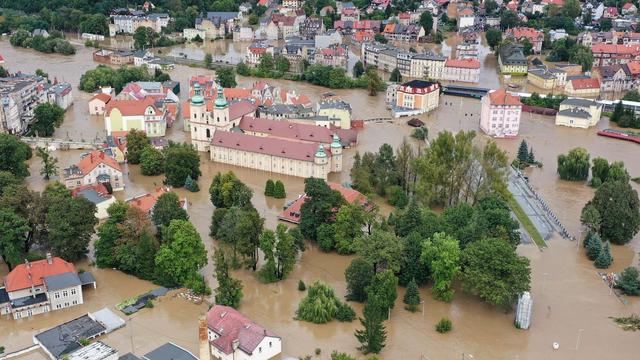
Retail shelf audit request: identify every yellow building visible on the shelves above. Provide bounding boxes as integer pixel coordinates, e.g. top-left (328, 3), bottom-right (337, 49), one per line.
top-left (499, 44), bottom-right (528, 75)
top-left (316, 98), bottom-right (352, 129)
top-left (527, 68), bottom-right (556, 89)
top-left (410, 53), bottom-right (446, 79)
top-left (104, 97), bottom-right (167, 137)
top-left (395, 80), bottom-right (440, 112)
top-left (564, 78), bottom-right (601, 97)
top-left (555, 98), bottom-right (602, 128)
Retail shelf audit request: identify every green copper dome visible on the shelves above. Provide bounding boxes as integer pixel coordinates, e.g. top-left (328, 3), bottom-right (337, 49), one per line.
top-left (315, 145), bottom-right (327, 158)
top-left (215, 84), bottom-right (228, 108)
top-left (331, 134), bottom-right (341, 148)
top-left (191, 83), bottom-right (204, 106)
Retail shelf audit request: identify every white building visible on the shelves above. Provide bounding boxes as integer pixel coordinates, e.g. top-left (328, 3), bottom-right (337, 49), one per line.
top-left (63, 150), bottom-right (125, 191)
top-left (183, 28), bottom-right (206, 41)
top-left (206, 305), bottom-right (282, 360)
top-left (480, 89), bottom-right (522, 138)
top-left (47, 82), bottom-right (74, 110)
top-left (67, 341), bottom-right (119, 360)
top-left (555, 98), bottom-right (603, 128)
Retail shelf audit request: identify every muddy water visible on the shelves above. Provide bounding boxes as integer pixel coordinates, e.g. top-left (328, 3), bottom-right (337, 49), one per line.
top-left (2, 40), bottom-right (640, 360)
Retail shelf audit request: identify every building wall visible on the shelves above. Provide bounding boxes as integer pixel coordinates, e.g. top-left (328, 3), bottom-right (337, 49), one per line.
top-left (8, 285), bottom-right (46, 301)
top-left (12, 304), bottom-right (50, 319)
top-left (49, 285), bottom-right (83, 311)
top-left (396, 89), bottom-right (439, 112)
top-left (84, 164), bottom-right (124, 191)
top-left (565, 84), bottom-right (601, 97)
top-left (317, 108), bottom-right (350, 129)
top-left (190, 103), bottom-right (232, 152)
top-left (89, 99), bottom-right (107, 116)
top-left (184, 28), bottom-right (207, 40)
top-left (480, 97), bottom-right (522, 138)
top-left (441, 66), bottom-right (479, 83)
top-left (527, 74), bottom-right (555, 89)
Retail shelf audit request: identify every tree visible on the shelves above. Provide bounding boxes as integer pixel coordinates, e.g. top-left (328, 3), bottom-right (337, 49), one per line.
top-left (152, 192), bottom-right (188, 233)
top-left (580, 204), bottom-right (601, 233)
top-left (296, 281), bottom-right (346, 323)
top-left (204, 53), bottom-right (213, 68)
top-left (345, 258), bottom-right (375, 302)
top-left (216, 67), bottom-right (237, 88)
top-left (616, 267), bottom-right (640, 296)
top-left (273, 180), bottom-right (286, 199)
top-left (562, 0), bottom-right (581, 18)
top-left (389, 68), bottom-right (402, 83)
top-left (248, 13), bottom-right (259, 25)
top-left (460, 238), bottom-right (531, 309)
top-left (155, 220), bottom-right (208, 287)
top-left (29, 103), bottom-right (64, 137)
top-left (353, 61), bottom-right (365, 78)
top-left (590, 157), bottom-right (609, 185)
top-left (585, 232), bottom-right (602, 260)
top-left (215, 206), bottom-right (264, 270)
top-left (588, 180), bottom-right (640, 245)
top-left (264, 179), bottom-right (275, 196)
top-left (522, 39), bottom-right (534, 56)
top-left (374, 33), bottom-right (388, 43)
top-left (140, 146), bottom-right (164, 176)
top-left (333, 203), bottom-right (367, 254)
top-left (517, 140), bottom-right (529, 163)
top-left (126, 130), bottom-right (150, 164)
top-left (46, 194), bottom-right (98, 262)
top-left (403, 279), bottom-right (421, 312)
top-left (163, 142), bottom-right (201, 187)
top-left (0, 171), bottom-right (20, 196)
top-left (299, 178), bottom-right (344, 240)
top-left (213, 248), bottom-right (243, 308)
top-left (557, 147), bottom-right (590, 181)
top-left (421, 232), bottom-right (460, 302)
top-left (355, 300), bottom-right (387, 354)
top-left (36, 147), bottom-right (58, 180)
top-left (258, 53), bottom-right (275, 72)
top-left (594, 242), bottom-right (613, 269)
top-left (419, 11), bottom-right (433, 35)
top-left (185, 175), bottom-right (199, 192)
top-left (236, 61), bottom-right (251, 76)
top-left (398, 232), bottom-right (429, 286)
top-left (209, 171), bottom-right (253, 209)
top-left (355, 230), bottom-right (403, 273)
top-left (486, 28), bottom-right (503, 50)
top-left (133, 26), bottom-right (156, 49)
top-left (500, 10), bottom-right (519, 29)
top-left (435, 318), bottom-right (452, 333)
top-left (258, 224), bottom-right (299, 281)
top-left (365, 270), bottom-right (398, 317)
top-left (274, 55), bottom-right (291, 72)
top-left (569, 46), bottom-right (594, 72)
top-left (623, 89), bottom-right (640, 102)
top-left (366, 68), bottom-right (383, 96)
top-left (0, 209), bottom-right (30, 270)
top-left (484, 0), bottom-right (498, 14)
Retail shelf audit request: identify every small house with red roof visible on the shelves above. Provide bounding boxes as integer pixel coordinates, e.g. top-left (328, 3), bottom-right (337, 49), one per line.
top-left (0, 254), bottom-right (96, 319)
top-left (505, 27), bottom-right (544, 54)
top-left (63, 150), bottom-right (124, 191)
top-left (205, 305), bottom-right (281, 360)
top-left (89, 93), bottom-right (112, 116)
top-left (126, 187), bottom-right (188, 216)
top-left (395, 80), bottom-right (441, 113)
top-left (622, 2), bottom-right (637, 15)
top-left (480, 89), bottom-right (522, 138)
top-left (565, 77), bottom-right (601, 97)
top-left (71, 183), bottom-right (116, 219)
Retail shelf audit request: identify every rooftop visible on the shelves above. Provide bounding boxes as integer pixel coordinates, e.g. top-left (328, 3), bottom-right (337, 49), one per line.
top-left (278, 183), bottom-right (367, 224)
top-left (34, 315), bottom-right (107, 359)
top-left (143, 342), bottom-right (198, 360)
top-left (43, 272), bottom-right (82, 292)
top-left (5, 257), bottom-right (76, 292)
top-left (68, 341), bottom-right (118, 360)
top-left (207, 305), bottom-right (279, 355)
top-left (488, 89), bottom-right (522, 106)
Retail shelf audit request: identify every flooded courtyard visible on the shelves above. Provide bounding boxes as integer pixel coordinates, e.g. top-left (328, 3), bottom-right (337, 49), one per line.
top-left (1, 39), bottom-right (639, 359)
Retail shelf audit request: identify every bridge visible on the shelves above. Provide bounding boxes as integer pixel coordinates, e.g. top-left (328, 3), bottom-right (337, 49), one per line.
top-left (21, 137), bottom-right (104, 151)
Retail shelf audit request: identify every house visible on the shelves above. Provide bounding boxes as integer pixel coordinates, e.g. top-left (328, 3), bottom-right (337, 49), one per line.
top-left (122, 343), bottom-right (198, 360)
top-left (205, 305), bottom-right (281, 360)
top-left (596, 64), bottom-right (633, 92)
top-left (555, 98), bottom-right (602, 128)
top-left (104, 97), bottom-right (168, 137)
top-left (279, 182), bottom-right (368, 223)
top-left (527, 67), bottom-right (565, 90)
top-left (480, 89), bottom-right (522, 138)
top-left (603, 6), bottom-right (619, 19)
top-left (395, 80), bottom-right (440, 113)
top-left (441, 58), bottom-right (480, 83)
top-left (382, 23), bottom-right (425, 42)
top-left (126, 187), bottom-right (187, 216)
top-left (92, 49), bottom-right (134, 66)
top-left (63, 150), bottom-right (124, 191)
top-left (71, 183), bottom-right (116, 220)
top-left (583, 0), bottom-right (605, 21)
top-left (591, 43), bottom-right (640, 67)
top-left (341, 2), bottom-right (360, 21)
top-left (196, 12), bottom-right (241, 39)
top-left (314, 44), bottom-right (349, 69)
top-left (315, 30), bottom-right (342, 48)
top-left (498, 44), bottom-right (528, 75)
top-left (47, 82), bottom-right (73, 110)
top-left (505, 27), bottom-right (544, 54)
top-left (246, 42), bottom-right (275, 66)
top-left (565, 78), bottom-right (601, 97)
top-left (457, 8), bottom-right (475, 29)
top-left (89, 93), bottom-right (112, 115)
top-left (622, 2), bottom-right (637, 15)
top-left (110, 13), bottom-right (170, 35)
top-left (233, 26), bottom-right (254, 41)
top-left (183, 28), bottom-right (206, 41)
top-left (549, 29), bottom-right (568, 42)
top-left (317, 98), bottom-right (352, 129)
top-left (300, 17), bottom-right (325, 39)
top-left (104, 131), bottom-right (127, 163)
top-left (0, 254), bottom-right (96, 320)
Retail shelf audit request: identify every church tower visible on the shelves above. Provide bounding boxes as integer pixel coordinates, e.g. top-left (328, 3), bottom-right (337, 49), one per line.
top-left (189, 82), bottom-right (210, 152)
top-left (330, 134), bottom-right (342, 172)
top-left (313, 145), bottom-right (329, 179)
top-left (213, 84), bottom-right (232, 130)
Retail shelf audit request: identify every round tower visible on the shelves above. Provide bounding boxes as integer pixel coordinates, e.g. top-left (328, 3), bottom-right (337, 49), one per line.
top-left (189, 83), bottom-right (207, 151)
top-left (330, 134), bottom-right (342, 172)
top-left (314, 144), bottom-right (329, 178)
top-left (213, 84), bottom-right (231, 128)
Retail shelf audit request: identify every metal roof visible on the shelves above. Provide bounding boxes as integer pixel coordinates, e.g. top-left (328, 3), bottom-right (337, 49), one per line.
top-left (78, 271), bottom-right (96, 286)
top-left (35, 315), bottom-right (107, 359)
top-left (143, 343), bottom-right (198, 360)
top-left (44, 272), bottom-right (82, 291)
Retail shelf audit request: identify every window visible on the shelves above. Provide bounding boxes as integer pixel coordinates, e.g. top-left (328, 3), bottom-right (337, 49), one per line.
top-left (55, 292), bottom-right (60, 299)
top-left (71, 288), bottom-right (77, 295)
top-left (62, 290), bottom-right (68, 297)
top-left (259, 347), bottom-right (262, 353)
top-left (269, 342), bottom-right (272, 347)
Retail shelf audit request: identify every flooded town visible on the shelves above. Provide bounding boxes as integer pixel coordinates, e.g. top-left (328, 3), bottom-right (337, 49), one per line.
top-left (1, 1), bottom-right (640, 360)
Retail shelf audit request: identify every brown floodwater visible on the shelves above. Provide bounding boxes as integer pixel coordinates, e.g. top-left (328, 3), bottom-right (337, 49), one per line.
top-left (2, 39), bottom-right (640, 360)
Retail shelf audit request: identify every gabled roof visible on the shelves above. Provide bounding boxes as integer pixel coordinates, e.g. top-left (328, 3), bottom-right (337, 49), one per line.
top-left (76, 150), bottom-right (122, 175)
top-left (569, 78), bottom-right (600, 90)
top-left (207, 305), bottom-right (279, 355)
top-left (106, 97), bottom-right (159, 116)
top-left (488, 89), bottom-right (522, 106)
top-left (5, 257), bottom-right (76, 292)
top-left (445, 58), bottom-right (480, 69)
top-left (91, 93), bottom-right (112, 104)
top-left (44, 273), bottom-right (82, 292)
top-left (143, 342), bottom-right (198, 360)
top-left (278, 183), bottom-right (367, 223)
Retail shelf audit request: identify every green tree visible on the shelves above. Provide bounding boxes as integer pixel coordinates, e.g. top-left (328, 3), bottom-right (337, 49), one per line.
top-left (331, 351), bottom-right (356, 360)
top-left (155, 220), bottom-right (208, 287)
top-left (517, 140), bottom-right (529, 163)
top-left (419, 11), bottom-right (433, 35)
top-left (421, 232), bottom-right (460, 302)
top-left (126, 129), bottom-right (150, 164)
top-left (460, 238), bottom-right (531, 309)
top-left (316, 223), bottom-right (335, 251)
top-left (185, 175), bottom-right (199, 192)
top-left (568, 46), bottom-right (594, 72)
top-left (0, 171), bottom-right (20, 196)
top-left (435, 317), bottom-right (452, 333)
top-left (355, 230), bottom-right (403, 273)
top-left (365, 270), bottom-right (398, 316)
top-left (215, 206), bottom-right (264, 270)
top-left (591, 157), bottom-right (609, 185)
top-left (403, 278), bottom-right (421, 312)
top-left (366, 68), bottom-right (383, 96)
top-left (562, 0), bottom-right (582, 18)
top-left (264, 179), bottom-right (275, 196)
top-left (46, 194), bottom-right (98, 261)
top-left (133, 26), bottom-right (156, 49)
top-left (389, 68), bottom-right (402, 83)
top-left (500, 10), bottom-right (519, 29)
top-left (299, 177), bottom-right (345, 240)
top-left (204, 53), bottom-right (213, 68)
top-left (353, 61), bottom-right (365, 78)
top-left (588, 180), bottom-right (640, 245)
top-left (216, 67), bottom-right (237, 88)
top-left (140, 146), bottom-right (164, 176)
top-left (557, 147), bottom-right (590, 181)
top-left (213, 248), bottom-right (244, 308)
top-left (275, 55), bottom-right (291, 72)
top-left (622, 90), bottom-right (640, 102)
top-left (258, 224), bottom-right (300, 281)
top-left (209, 171), bottom-right (253, 209)
top-left (333, 203), bottom-right (367, 254)
top-left (236, 61), bottom-right (251, 76)
top-left (354, 300), bottom-right (387, 354)
top-left (94, 201), bottom-right (129, 268)
top-left (0, 209), bottom-right (30, 270)
top-left (345, 258), bottom-right (375, 302)
top-left (163, 142), bottom-right (201, 187)
top-left (258, 53), bottom-right (275, 72)
top-left (273, 180), bottom-right (286, 199)
top-left (296, 281), bottom-right (343, 323)
top-left (398, 232), bottom-right (429, 286)
top-left (486, 28), bottom-right (503, 50)
top-left (585, 232), bottom-right (602, 260)
top-left (616, 267), bottom-right (640, 296)
top-left (152, 192), bottom-right (188, 233)
top-left (30, 103), bottom-right (64, 136)
top-left (580, 204), bottom-right (601, 234)
top-left (594, 242), bottom-right (613, 269)
top-left (485, 0), bottom-right (498, 13)
top-left (36, 147), bottom-right (58, 180)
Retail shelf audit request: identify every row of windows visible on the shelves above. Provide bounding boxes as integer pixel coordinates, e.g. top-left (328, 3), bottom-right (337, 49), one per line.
top-left (55, 300), bottom-right (78, 309)
top-left (53, 288), bottom-right (77, 299)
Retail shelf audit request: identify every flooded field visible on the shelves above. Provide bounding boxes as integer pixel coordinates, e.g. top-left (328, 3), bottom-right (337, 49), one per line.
top-left (1, 40), bottom-right (640, 359)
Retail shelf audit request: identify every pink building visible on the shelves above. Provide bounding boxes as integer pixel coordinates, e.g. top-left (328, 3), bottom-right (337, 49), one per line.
top-left (480, 89), bottom-right (522, 138)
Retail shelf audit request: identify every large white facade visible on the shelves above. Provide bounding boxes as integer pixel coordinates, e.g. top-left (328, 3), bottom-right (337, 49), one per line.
top-left (480, 89), bottom-right (522, 138)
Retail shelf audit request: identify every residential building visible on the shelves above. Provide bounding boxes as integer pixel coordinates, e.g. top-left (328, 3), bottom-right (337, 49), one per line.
top-left (183, 28), bottom-right (206, 41)
top-left (196, 12), bottom-right (242, 39)
top-left (283, 0), bottom-right (302, 9)
top-left (104, 97), bottom-right (168, 137)
top-left (63, 150), bottom-right (124, 191)
top-left (340, 2), bottom-right (361, 21)
top-left (582, 0), bottom-right (605, 21)
top-left (527, 67), bottom-right (565, 90)
top-left (480, 89), bottom-right (522, 138)
top-left (441, 58), bottom-right (480, 83)
top-left (498, 44), bottom-right (528, 75)
top-left (591, 43), bottom-right (640, 67)
top-left (595, 64), bottom-right (633, 92)
top-left (555, 98), bottom-right (603, 128)
top-left (565, 78), bottom-right (601, 97)
top-left (457, 8), bottom-right (475, 29)
top-left (455, 32), bottom-right (479, 59)
top-left (315, 30), bottom-right (342, 48)
top-left (93, 49), bottom-right (134, 66)
top-left (71, 183), bottom-right (116, 220)
top-left (313, 44), bottom-right (349, 69)
top-left (300, 17), bottom-right (325, 39)
top-left (246, 42), bottom-right (275, 66)
top-left (505, 27), bottom-right (544, 54)
top-left (205, 305), bottom-right (282, 360)
top-left (395, 80), bottom-right (440, 113)
top-left (0, 254), bottom-right (96, 320)
top-left (409, 52), bottom-right (446, 78)
top-left (278, 182), bottom-right (368, 223)
top-left (47, 82), bottom-right (73, 110)
top-left (382, 23), bottom-right (425, 42)
top-left (126, 187), bottom-right (188, 216)
top-left (110, 13), bottom-right (170, 35)
top-left (89, 93), bottom-right (112, 116)
top-left (549, 29), bottom-right (568, 42)
top-left (0, 73), bottom-right (48, 134)
top-left (317, 98), bottom-right (352, 129)
top-left (333, 20), bottom-right (381, 35)
top-left (622, 2), bottom-right (637, 15)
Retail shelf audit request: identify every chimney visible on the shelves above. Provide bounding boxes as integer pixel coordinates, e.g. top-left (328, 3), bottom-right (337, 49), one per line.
top-left (46, 252), bottom-right (53, 265)
top-left (24, 259), bottom-right (30, 268)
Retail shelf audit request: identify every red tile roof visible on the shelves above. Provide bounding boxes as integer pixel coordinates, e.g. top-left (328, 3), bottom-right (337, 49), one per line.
top-left (627, 60), bottom-right (640, 75)
top-left (207, 305), bottom-right (279, 355)
top-left (506, 27), bottom-right (543, 41)
top-left (229, 101), bottom-right (257, 121)
top-left (569, 78), bottom-right (600, 90)
top-left (5, 257), bottom-right (76, 292)
top-left (91, 93), bottom-right (112, 104)
top-left (106, 97), bottom-right (159, 116)
top-left (71, 183), bottom-right (112, 199)
top-left (278, 183), bottom-right (367, 224)
top-left (445, 58), bottom-right (480, 69)
top-left (77, 150), bottom-right (122, 175)
top-left (488, 89), bottom-right (522, 106)
top-left (623, 2), bottom-right (635, 9)
top-left (127, 187), bottom-right (185, 214)
top-left (239, 117), bottom-right (335, 143)
top-left (591, 43), bottom-right (640, 55)
top-left (211, 131), bottom-right (330, 162)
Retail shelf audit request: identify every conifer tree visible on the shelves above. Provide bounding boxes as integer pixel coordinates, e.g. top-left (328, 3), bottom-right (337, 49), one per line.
top-left (594, 242), bottom-right (613, 269)
top-left (585, 232), bottom-right (602, 261)
top-left (185, 175), bottom-right (199, 192)
top-left (265, 179), bottom-right (275, 196)
top-left (273, 180), bottom-right (286, 199)
top-left (355, 302), bottom-right (387, 354)
top-left (517, 140), bottom-right (529, 163)
top-left (403, 279), bottom-right (421, 312)
top-left (527, 148), bottom-right (535, 164)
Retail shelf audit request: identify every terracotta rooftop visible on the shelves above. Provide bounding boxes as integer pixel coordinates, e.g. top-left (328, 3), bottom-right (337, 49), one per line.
top-left (445, 58), bottom-right (480, 69)
top-left (5, 257), bottom-right (76, 292)
top-left (488, 89), bottom-right (522, 106)
top-left (106, 97), bottom-right (159, 116)
top-left (207, 305), bottom-right (279, 355)
top-left (211, 131), bottom-right (330, 162)
top-left (91, 93), bottom-right (112, 103)
top-left (569, 78), bottom-right (600, 90)
top-left (239, 117), bottom-right (355, 145)
top-left (591, 43), bottom-right (640, 55)
top-left (76, 150), bottom-right (122, 175)
top-left (126, 187), bottom-right (185, 214)
top-left (278, 183), bottom-right (367, 224)
top-left (506, 27), bottom-right (543, 41)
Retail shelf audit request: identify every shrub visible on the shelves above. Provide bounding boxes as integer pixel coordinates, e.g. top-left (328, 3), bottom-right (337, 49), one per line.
top-left (616, 267), bottom-right (640, 296)
top-left (436, 318), bottom-right (452, 333)
top-left (296, 281), bottom-right (346, 324)
top-left (273, 180), bottom-right (286, 199)
top-left (265, 179), bottom-right (275, 196)
top-left (335, 301), bottom-right (356, 322)
top-left (315, 348), bottom-right (321, 355)
top-left (298, 280), bottom-right (306, 291)
top-left (145, 300), bottom-right (154, 308)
